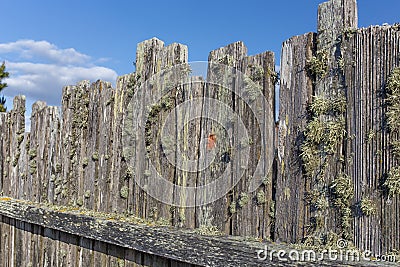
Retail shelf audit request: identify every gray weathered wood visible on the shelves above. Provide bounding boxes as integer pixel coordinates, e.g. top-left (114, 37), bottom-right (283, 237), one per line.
top-left (275, 32), bottom-right (316, 243)
top-left (0, 198), bottom-right (393, 267)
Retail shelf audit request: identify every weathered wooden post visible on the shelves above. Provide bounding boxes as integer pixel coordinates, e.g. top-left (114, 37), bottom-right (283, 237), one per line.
top-left (275, 32), bottom-right (316, 243)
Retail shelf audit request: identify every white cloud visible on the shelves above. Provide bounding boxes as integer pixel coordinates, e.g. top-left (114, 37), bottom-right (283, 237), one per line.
top-left (0, 40), bottom-right (118, 107)
top-left (0, 40), bottom-right (91, 65)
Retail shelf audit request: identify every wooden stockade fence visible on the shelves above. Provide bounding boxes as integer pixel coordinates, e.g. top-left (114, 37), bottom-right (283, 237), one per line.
top-left (0, 0), bottom-right (399, 266)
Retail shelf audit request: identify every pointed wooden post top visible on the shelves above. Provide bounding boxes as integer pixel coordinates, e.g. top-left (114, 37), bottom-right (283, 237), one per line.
top-left (317, 0), bottom-right (358, 48)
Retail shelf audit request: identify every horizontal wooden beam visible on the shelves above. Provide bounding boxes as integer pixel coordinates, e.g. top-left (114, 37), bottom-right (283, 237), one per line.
top-left (0, 197), bottom-right (396, 266)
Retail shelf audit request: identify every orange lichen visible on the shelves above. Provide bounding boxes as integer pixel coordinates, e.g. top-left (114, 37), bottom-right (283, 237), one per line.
top-left (207, 134), bottom-right (217, 150)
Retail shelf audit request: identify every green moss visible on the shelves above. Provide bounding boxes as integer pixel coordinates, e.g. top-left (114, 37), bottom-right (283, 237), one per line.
top-left (324, 118), bottom-right (346, 154)
top-left (309, 95), bottom-right (347, 116)
top-left (229, 201), bottom-right (237, 214)
top-left (306, 189), bottom-right (329, 211)
top-left (194, 225), bottom-right (222, 236)
top-left (248, 64), bottom-right (264, 82)
top-left (76, 197), bottom-right (83, 207)
top-left (269, 201), bottom-right (275, 219)
top-left (29, 160), bottom-right (37, 175)
top-left (300, 141), bottom-right (320, 178)
top-left (29, 149), bottom-right (37, 160)
top-left (330, 173), bottom-right (354, 233)
top-left (84, 190), bottom-right (91, 199)
top-left (17, 134), bottom-right (24, 145)
top-left (262, 174), bottom-right (271, 186)
top-left (330, 96), bottom-right (347, 114)
top-left (82, 157), bottom-right (88, 167)
top-left (309, 96), bottom-right (331, 116)
top-left (306, 50), bottom-right (329, 79)
top-left (124, 167), bottom-right (134, 180)
top-left (92, 152), bottom-right (99, 161)
top-left (238, 192), bottom-right (250, 208)
top-left (120, 186), bottom-right (129, 199)
top-left (391, 140), bottom-right (400, 159)
top-left (304, 117), bottom-right (325, 144)
top-left (25, 139), bottom-right (30, 150)
top-left (386, 68), bottom-right (400, 132)
top-left (366, 129), bottom-right (376, 144)
top-left (256, 191), bottom-right (267, 205)
top-left (12, 152), bottom-right (20, 167)
top-left (337, 56), bottom-right (345, 71)
top-left (360, 197), bottom-right (376, 216)
top-left (331, 173), bottom-right (354, 206)
top-left (69, 148), bottom-right (76, 159)
top-left (385, 68), bottom-right (400, 198)
top-left (384, 166), bottom-right (400, 198)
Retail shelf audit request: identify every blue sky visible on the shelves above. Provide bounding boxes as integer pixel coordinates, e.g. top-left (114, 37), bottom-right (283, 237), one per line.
top-left (1, 0), bottom-right (399, 111)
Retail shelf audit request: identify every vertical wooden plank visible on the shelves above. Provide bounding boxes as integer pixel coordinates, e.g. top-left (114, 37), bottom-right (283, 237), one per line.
top-left (173, 77), bottom-right (205, 229)
top-left (29, 101), bottom-right (47, 203)
top-left (4, 96), bottom-right (26, 199)
top-left (231, 51), bottom-right (275, 238)
top-left (0, 113), bottom-right (8, 195)
top-left (275, 32), bottom-right (316, 243)
top-left (299, 0), bottom-right (358, 243)
top-left (79, 237), bottom-right (94, 266)
top-left (29, 103), bottom-right (61, 204)
top-left (93, 240), bottom-right (108, 267)
top-left (13, 220), bottom-right (23, 267)
top-left (342, 25), bottom-right (400, 254)
top-left (196, 42), bottom-right (247, 232)
top-left (94, 82), bottom-right (114, 213)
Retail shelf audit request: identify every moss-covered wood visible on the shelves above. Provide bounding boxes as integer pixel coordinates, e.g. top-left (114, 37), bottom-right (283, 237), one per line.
top-left (0, 198), bottom-right (396, 267)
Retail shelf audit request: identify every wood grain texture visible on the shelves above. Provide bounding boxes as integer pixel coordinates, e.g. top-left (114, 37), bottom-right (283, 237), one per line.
top-left (275, 32), bottom-right (316, 243)
top-left (342, 25), bottom-right (400, 255)
top-left (0, 198), bottom-right (394, 267)
top-left (0, 0), bottom-right (400, 264)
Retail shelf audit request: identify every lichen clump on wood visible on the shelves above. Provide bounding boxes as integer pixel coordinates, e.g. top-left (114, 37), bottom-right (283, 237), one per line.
top-left (82, 157), bottom-right (88, 167)
top-left (301, 94), bottom-right (347, 178)
top-left (120, 186), bottom-right (129, 199)
top-left (301, 83), bottom-right (349, 240)
top-left (384, 166), bottom-right (400, 198)
top-left (385, 68), bottom-right (400, 198)
top-left (229, 201), bottom-right (237, 214)
top-left (29, 149), bottom-right (37, 160)
top-left (330, 173), bottom-right (354, 235)
top-left (391, 140), bottom-right (400, 159)
top-left (256, 191), bottom-right (267, 205)
top-left (360, 197), bottom-right (376, 216)
top-left (306, 50), bottom-right (329, 79)
top-left (91, 152), bottom-right (99, 161)
top-left (238, 192), bottom-right (250, 208)
top-left (194, 225), bottom-right (222, 236)
top-left (386, 67), bottom-right (400, 132)
top-left (247, 64), bottom-right (265, 82)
